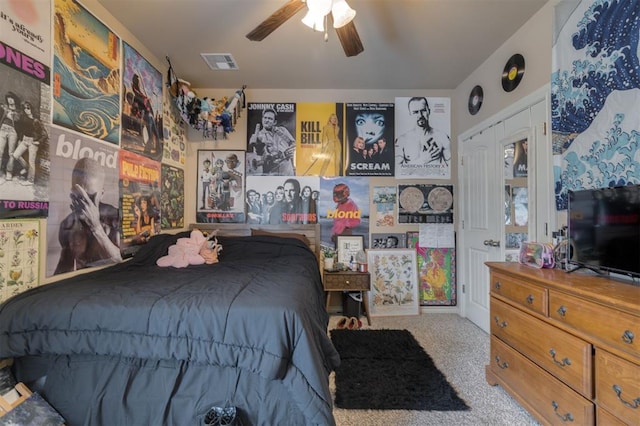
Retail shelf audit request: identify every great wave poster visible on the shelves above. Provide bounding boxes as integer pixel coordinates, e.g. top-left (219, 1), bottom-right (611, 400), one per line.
top-left (52, 0), bottom-right (121, 144)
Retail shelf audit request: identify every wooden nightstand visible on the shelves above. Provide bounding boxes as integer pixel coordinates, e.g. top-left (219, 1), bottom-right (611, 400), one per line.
top-left (323, 270), bottom-right (371, 325)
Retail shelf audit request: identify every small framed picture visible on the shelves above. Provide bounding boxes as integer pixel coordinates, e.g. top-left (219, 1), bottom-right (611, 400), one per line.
top-left (406, 231), bottom-right (419, 248)
top-left (336, 235), bottom-right (365, 265)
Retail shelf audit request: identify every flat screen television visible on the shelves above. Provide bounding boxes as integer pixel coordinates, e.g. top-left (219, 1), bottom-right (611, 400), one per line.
top-left (568, 185), bottom-right (640, 278)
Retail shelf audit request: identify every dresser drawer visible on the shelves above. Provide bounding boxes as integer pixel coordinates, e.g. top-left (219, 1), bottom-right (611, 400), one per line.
top-left (489, 336), bottom-right (594, 425)
top-left (491, 298), bottom-right (592, 397)
top-left (323, 272), bottom-right (370, 290)
top-left (490, 271), bottom-right (548, 316)
top-left (549, 291), bottom-right (639, 359)
top-left (595, 349), bottom-right (640, 426)
top-left (596, 406), bottom-right (628, 425)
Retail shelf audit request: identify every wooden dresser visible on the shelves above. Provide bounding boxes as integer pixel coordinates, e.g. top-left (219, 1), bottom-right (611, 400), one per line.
top-left (485, 262), bottom-right (639, 425)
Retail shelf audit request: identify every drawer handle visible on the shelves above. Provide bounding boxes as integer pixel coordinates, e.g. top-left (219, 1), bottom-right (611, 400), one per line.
top-left (612, 384), bottom-right (640, 409)
top-left (549, 349), bottom-right (572, 368)
top-left (551, 401), bottom-right (574, 422)
top-left (345, 280), bottom-right (350, 284)
top-left (621, 330), bottom-right (635, 345)
top-left (493, 316), bottom-right (507, 328)
top-left (494, 355), bottom-right (509, 369)
top-left (556, 305), bottom-right (567, 317)
top-left (526, 294), bottom-right (534, 304)
top-left (494, 281), bottom-right (501, 290)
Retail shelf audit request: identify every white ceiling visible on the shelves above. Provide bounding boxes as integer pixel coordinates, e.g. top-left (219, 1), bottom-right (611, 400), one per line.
top-left (95, 0), bottom-right (548, 90)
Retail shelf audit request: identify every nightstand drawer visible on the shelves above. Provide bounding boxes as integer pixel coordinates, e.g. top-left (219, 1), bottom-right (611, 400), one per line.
top-left (324, 272), bottom-right (370, 290)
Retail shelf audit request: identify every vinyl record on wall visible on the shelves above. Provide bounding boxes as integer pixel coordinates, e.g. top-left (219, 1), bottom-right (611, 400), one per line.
top-left (501, 54), bottom-right (525, 92)
top-left (468, 85), bottom-right (483, 115)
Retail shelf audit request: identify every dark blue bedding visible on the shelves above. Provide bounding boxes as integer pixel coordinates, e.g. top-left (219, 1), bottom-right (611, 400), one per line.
top-left (0, 233), bottom-right (340, 425)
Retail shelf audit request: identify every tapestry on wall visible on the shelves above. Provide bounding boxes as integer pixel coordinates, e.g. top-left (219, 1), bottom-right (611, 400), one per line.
top-left (120, 42), bottom-right (163, 162)
top-left (319, 176), bottom-right (370, 252)
top-left (344, 103), bottom-right (395, 177)
top-left (160, 164), bottom-right (184, 230)
top-left (0, 219), bottom-right (40, 303)
top-left (295, 103), bottom-right (344, 177)
top-left (52, 0), bottom-right (121, 145)
top-left (46, 127), bottom-right (120, 277)
top-left (245, 175), bottom-right (320, 225)
top-left (246, 102), bottom-right (296, 176)
top-left (552, 0), bottom-right (640, 210)
top-left (394, 97), bottom-right (451, 180)
top-left (196, 150), bottom-right (245, 223)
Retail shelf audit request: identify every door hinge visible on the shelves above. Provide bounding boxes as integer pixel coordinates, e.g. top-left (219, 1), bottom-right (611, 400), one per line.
top-left (462, 284), bottom-right (466, 293)
top-left (461, 157), bottom-right (464, 166)
top-left (544, 122), bottom-right (547, 135)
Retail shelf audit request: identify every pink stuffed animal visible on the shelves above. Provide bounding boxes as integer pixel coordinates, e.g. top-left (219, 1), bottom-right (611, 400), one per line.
top-left (156, 229), bottom-right (207, 268)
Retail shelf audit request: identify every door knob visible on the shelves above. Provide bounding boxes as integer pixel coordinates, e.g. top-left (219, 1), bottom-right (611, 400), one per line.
top-left (483, 239), bottom-right (501, 247)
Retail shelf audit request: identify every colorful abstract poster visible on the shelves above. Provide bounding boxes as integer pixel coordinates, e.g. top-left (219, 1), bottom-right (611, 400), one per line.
top-left (344, 103), bottom-right (394, 177)
top-left (161, 82), bottom-right (186, 167)
top-left (394, 97), bottom-right (451, 179)
top-left (246, 102), bottom-right (296, 176)
top-left (552, 0), bottom-right (640, 210)
top-left (372, 185), bottom-right (396, 227)
top-left (0, 0), bottom-right (51, 63)
top-left (52, 0), bottom-right (120, 144)
top-left (416, 246), bottom-right (456, 306)
top-left (196, 150), bottom-right (245, 223)
top-left (120, 42), bottom-right (163, 161)
top-left (245, 176), bottom-right (319, 224)
top-left (319, 176), bottom-right (370, 250)
top-left (398, 184), bottom-right (453, 224)
top-left (295, 102), bottom-right (344, 176)
top-left (0, 219), bottom-right (40, 303)
top-left (0, 42), bottom-right (51, 218)
top-left (160, 164), bottom-right (184, 230)
top-left (46, 127), bottom-right (120, 277)
top-left (119, 149), bottom-right (161, 257)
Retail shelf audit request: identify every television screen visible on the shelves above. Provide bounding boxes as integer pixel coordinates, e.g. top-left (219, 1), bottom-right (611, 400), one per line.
top-left (568, 185), bottom-right (640, 277)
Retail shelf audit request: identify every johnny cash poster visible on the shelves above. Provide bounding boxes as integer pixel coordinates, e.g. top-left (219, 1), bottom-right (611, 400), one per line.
top-left (246, 102), bottom-right (296, 176)
top-left (345, 103), bottom-right (394, 177)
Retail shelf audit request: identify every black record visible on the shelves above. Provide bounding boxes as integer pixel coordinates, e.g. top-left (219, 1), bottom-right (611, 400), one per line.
top-left (501, 54), bottom-right (525, 92)
top-left (468, 85), bottom-right (483, 115)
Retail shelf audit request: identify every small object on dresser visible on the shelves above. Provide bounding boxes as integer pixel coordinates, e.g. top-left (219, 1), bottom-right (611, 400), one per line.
top-left (519, 242), bottom-right (555, 268)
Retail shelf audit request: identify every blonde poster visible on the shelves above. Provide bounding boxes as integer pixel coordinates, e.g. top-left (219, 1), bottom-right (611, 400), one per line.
top-left (52, 0), bottom-right (121, 144)
top-left (46, 127), bottom-right (120, 277)
top-left (119, 149), bottom-right (161, 257)
top-left (0, 219), bottom-right (40, 303)
top-left (295, 102), bottom-right (344, 176)
top-left (0, 0), bottom-right (51, 64)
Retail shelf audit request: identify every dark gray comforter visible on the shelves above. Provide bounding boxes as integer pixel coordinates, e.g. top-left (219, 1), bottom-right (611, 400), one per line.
top-left (0, 233), bottom-right (340, 425)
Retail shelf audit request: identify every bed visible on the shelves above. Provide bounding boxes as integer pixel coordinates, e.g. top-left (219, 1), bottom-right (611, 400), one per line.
top-left (0, 225), bottom-right (339, 425)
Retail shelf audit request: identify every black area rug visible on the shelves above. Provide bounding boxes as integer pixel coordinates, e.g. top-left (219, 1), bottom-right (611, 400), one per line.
top-left (330, 328), bottom-right (469, 411)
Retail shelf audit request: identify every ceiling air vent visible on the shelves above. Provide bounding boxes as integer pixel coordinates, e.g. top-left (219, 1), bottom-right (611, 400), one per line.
top-left (200, 53), bottom-right (239, 70)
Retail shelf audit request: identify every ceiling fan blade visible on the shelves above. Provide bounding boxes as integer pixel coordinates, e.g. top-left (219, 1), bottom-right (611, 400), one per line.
top-left (246, 0), bottom-right (306, 41)
top-left (335, 20), bottom-right (364, 57)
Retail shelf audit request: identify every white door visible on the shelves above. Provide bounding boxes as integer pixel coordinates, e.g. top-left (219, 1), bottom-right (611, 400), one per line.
top-left (459, 124), bottom-right (503, 332)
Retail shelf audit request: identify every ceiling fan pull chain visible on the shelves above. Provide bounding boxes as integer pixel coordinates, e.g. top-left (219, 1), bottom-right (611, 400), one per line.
top-left (324, 15), bottom-right (329, 41)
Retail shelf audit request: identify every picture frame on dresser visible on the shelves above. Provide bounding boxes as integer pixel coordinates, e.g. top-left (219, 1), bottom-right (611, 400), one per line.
top-left (367, 248), bottom-right (419, 316)
top-left (336, 235), bottom-right (364, 266)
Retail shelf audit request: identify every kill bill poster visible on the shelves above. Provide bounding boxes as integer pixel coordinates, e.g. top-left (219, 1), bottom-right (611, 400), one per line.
top-left (160, 164), bottom-right (184, 229)
top-left (119, 149), bottom-right (161, 257)
top-left (46, 127), bottom-right (120, 277)
top-left (0, 42), bottom-right (51, 218)
top-left (52, 0), bottom-right (121, 144)
top-left (295, 103), bottom-right (344, 177)
top-left (344, 103), bottom-right (394, 177)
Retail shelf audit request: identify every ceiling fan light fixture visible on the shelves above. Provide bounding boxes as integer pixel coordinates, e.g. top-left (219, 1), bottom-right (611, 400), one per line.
top-left (301, 9), bottom-right (325, 31)
top-left (331, 0), bottom-right (356, 28)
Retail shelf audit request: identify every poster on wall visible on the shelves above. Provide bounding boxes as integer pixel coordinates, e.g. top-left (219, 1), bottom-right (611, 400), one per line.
top-left (120, 42), bottom-right (163, 161)
top-left (0, 0), bottom-right (51, 64)
top-left (0, 219), bottom-right (40, 303)
top-left (0, 42), bottom-right (51, 219)
top-left (295, 102), bottom-right (344, 177)
top-left (344, 103), bottom-right (394, 177)
top-left (196, 150), bottom-right (245, 223)
top-left (245, 176), bottom-right (319, 224)
top-left (161, 81), bottom-right (186, 167)
top-left (160, 164), bottom-right (184, 229)
top-left (552, 0), bottom-right (640, 210)
top-left (394, 97), bottom-right (451, 179)
top-left (246, 102), bottom-right (296, 176)
top-left (398, 184), bottom-right (453, 224)
top-left (372, 185), bottom-right (396, 227)
top-left (416, 246), bottom-right (456, 306)
top-left (52, 0), bottom-right (121, 145)
top-left (119, 150), bottom-right (161, 257)
top-left (46, 127), bottom-right (121, 277)
top-left (319, 176), bottom-right (369, 251)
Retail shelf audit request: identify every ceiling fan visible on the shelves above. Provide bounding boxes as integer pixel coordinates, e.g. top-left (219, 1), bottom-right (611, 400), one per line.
top-left (246, 0), bottom-right (364, 57)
